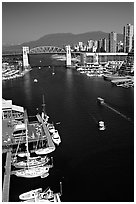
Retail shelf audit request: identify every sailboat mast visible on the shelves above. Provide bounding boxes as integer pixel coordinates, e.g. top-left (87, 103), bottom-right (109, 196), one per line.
top-left (25, 118), bottom-right (29, 168)
top-left (42, 94), bottom-right (46, 114)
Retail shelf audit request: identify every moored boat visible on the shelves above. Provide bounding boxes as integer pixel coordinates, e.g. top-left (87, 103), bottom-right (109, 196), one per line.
top-left (35, 146), bottom-right (55, 155)
top-left (12, 155), bottom-right (50, 169)
top-left (20, 185), bottom-right (62, 202)
top-left (19, 188), bottom-right (42, 200)
top-left (103, 74), bottom-right (131, 81)
top-left (11, 165), bottom-right (50, 178)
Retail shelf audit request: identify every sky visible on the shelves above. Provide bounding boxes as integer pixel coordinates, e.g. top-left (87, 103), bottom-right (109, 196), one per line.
top-left (2, 1), bottom-right (134, 45)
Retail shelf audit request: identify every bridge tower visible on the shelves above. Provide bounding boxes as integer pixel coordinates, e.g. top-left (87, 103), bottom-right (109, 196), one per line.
top-left (23, 47), bottom-right (29, 67)
top-left (66, 45), bottom-right (71, 67)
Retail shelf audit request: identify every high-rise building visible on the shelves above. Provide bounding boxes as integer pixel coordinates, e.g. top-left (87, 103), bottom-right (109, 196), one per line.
top-left (102, 38), bottom-right (109, 52)
top-left (123, 24), bottom-right (134, 53)
top-left (109, 32), bottom-right (117, 53)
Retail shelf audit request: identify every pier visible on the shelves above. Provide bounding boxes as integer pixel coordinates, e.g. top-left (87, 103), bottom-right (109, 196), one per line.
top-left (2, 149), bottom-right (12, 202)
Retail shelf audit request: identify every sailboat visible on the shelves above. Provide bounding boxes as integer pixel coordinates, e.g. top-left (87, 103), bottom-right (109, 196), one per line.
top-left (41, 95), bottom-right (49, 124)
top-left (11, 116), bottom-right (51, 178)
top-left (35, 96), bottom-right (56, 155)
top-left (52, 67), bottom-right (55, 75)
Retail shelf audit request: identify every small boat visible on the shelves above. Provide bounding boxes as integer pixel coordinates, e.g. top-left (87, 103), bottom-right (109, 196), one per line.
top-left (52, 67), bottom-right (55, 75)
top-left (12, 156), bottom-right (50, 169)
top-left (17, 152), bottom-right (28, 158)
top-left (39, 67), bottom-right (41, 69)
top-left (98, 121), bottom-right (106, 131)
top-left (52, 130), bottom-right (61, 145)
top-left (11, 166), bottom-right (50, 178)
top-left (34, 79), bottom-right (38, 83)
top-left (97, 97), bottom-right (104, 104)
top-left (35, 146), bottom-right (55, 155)
top-left (20, 185), bottom-right (62, 202)
top-left (19, 188), bottom-right (42, 200)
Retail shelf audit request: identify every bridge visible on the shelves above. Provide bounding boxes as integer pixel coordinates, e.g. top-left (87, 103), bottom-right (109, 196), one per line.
top-left (29, 46), bottom-right (66, 54)
top-left (2, 46), bottom-right (67, 56)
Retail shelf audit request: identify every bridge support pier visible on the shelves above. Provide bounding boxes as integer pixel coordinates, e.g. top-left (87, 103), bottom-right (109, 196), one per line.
top-left (66, 45), bottom-right (71, 68)
top-left (23, 47), bottom-right (29, 68)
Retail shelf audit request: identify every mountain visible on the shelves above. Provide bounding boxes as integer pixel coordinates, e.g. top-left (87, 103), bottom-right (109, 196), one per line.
top-left (2, 31), bottom-right (123, 54)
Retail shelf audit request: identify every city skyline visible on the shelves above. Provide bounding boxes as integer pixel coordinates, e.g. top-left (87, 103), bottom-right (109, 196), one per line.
top-left (2, 2), bottom-right (134, 45)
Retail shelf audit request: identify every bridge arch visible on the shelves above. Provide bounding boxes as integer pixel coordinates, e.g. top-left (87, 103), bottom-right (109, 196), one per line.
top-left (30, 46), bottom-right (66, 54)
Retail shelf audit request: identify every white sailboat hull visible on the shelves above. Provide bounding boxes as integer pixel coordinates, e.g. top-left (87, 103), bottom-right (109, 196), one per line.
top-left (12, 156), bottom-right (49, 169)
top-left (35, 146), bottom-right (55, 155)
top-left (19, 188), bottom-right (42, 200)
top-left (12, 166), bottom-right (50, 178)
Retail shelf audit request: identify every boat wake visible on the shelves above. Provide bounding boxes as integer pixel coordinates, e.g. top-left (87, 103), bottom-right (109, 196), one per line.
top-left (103, 103), bottom-right (133, 124)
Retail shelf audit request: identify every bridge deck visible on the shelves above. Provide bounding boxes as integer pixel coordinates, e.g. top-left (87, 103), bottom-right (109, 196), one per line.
top-left (2, 149), bottom-right (12, 202)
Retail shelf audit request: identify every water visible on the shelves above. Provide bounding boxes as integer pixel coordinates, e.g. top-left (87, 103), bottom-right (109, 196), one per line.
top-left (2, 54), bottom-right (134, 202)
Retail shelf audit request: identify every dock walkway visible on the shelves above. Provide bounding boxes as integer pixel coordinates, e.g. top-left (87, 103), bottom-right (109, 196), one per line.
top-left (2, 149), bottom-right (12, 202)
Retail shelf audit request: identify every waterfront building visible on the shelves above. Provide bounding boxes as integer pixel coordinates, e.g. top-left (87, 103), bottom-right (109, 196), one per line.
top-left (117, 41), bottom-right (124, 52)
top-left (97, 39), bottom-right (103, 52)
top-left (102, 38), bottom-right (109, 53)
top-left (85, 53), bottom-right (127, 64)
top-left (109, 32), bottom-right (117, 53)
top-left (123, 24), bottom-right (134, 53)
top-left (87, 40), bottom-right (94, 51)
top-left (92, 40), bottom-right (98, 52)
top-left (2, 99), bottom-right (24, 120)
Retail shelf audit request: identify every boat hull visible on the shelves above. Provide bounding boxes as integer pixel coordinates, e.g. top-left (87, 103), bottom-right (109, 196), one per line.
top-left (11, 166), bottom-right (50, 178)
top-left (103, 74), bottom-right (131, 81)
top-left (35, 147), bottom-right (55, 155)
top-left (19, 188), bottom-right (42, 200)
top-left (12, 156), bottom-right (49, 169)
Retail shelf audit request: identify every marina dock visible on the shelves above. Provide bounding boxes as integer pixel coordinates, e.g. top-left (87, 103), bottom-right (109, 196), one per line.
top-left (2, 149), bottom-right (12, 202)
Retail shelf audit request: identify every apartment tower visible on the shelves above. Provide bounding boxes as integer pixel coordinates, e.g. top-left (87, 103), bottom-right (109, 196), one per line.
top-left (109, 32), bottom-right (117, 53)
top-left (123, 24), bottom-right (134, 53)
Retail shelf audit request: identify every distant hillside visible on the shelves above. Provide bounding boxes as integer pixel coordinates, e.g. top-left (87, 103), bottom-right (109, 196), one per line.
top-left (2, 31), bottom-right (123, 54)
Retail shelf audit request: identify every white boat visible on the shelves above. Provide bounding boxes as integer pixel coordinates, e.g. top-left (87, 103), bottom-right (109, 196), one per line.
top-left (97, 97), bottom-right (104, 104)
top-left (35, 146), bottom-right (55, 155)
top-left (52, 67), bottom-right (55, 75)
top-left (19, 188), bottom-right (42, 200)
top-left (34, 79), bottom-right (38, 83)
top-left (98, 121), bottom-right (106, 131)
top-left (20, 187), bottom-right (61, 202)
top-left (11, 165), bottom-right (50, 178)
top-left (52, 130), bottom-right (61, 145)
top-left (17, 152), bottom-right (28, 158)
top-left (12, 156), bottom-right (50, 169)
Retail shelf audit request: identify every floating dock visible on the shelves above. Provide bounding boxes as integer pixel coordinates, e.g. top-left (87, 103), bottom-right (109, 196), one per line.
top-left (2, 149), bottom-right (12, 202)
